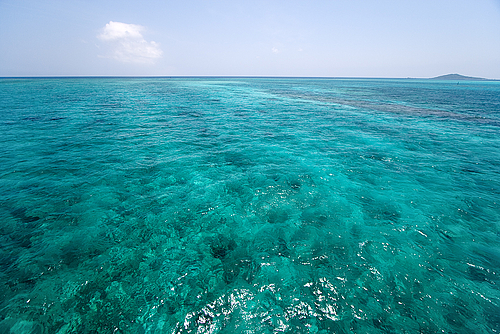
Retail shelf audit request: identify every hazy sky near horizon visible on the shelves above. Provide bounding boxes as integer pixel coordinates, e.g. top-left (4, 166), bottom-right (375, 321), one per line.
top-left (1, 0), bottom-right (499, 78)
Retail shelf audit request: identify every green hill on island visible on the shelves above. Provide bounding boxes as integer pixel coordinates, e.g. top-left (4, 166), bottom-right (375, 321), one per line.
top-left (431, 74), bottom-right (488, 81)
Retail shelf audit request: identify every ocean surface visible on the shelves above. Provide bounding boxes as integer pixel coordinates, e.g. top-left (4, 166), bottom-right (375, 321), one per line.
top-left (0, 77), bottom-right (499, 333)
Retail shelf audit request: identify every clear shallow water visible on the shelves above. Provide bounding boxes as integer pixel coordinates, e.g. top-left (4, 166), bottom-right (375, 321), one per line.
top-left (0, 77), bottom-right (499, 333)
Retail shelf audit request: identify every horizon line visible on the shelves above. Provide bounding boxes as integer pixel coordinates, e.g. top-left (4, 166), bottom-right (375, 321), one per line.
top-left (1, 75), bottom-right (498, 81)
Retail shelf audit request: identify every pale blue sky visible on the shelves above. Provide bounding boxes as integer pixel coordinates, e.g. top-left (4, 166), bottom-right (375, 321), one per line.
top-left (1, 0), bottom-right (499, 78)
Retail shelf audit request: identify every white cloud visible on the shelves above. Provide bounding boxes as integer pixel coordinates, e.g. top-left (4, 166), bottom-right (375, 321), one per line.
top-left (272, 47), bottom-right (279, 54)
top-left (98, 21), bottom-right (162, 64)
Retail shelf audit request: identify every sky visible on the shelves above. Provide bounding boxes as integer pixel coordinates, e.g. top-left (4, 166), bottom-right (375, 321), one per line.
top-left (0, 0), bottom-right (499, 78)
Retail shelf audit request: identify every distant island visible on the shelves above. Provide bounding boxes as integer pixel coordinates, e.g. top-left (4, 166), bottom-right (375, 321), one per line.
top-left (430, 73), bottom-right (489, 81)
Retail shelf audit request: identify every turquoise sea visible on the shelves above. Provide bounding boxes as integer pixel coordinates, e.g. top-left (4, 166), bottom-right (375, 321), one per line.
top-left (0, 77), bottom-right (499, 333)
